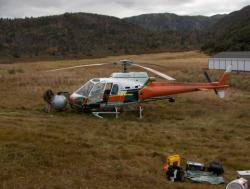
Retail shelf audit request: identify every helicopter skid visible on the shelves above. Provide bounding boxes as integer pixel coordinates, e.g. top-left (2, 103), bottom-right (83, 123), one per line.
top-left (92, 107), bottom-right (120, 119)
top-left (92, 105), bottom-right (143, 119)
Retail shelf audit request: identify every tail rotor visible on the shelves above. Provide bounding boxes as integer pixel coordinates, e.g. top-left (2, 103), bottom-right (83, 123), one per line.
top-left (203, 70), bottom-right (218, 95)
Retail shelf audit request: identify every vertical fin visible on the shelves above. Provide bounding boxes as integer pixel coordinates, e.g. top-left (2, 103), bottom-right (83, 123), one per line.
top-left (219, 66), bottom-right (231, 85)
top-left (216, 66), bottom-right (231, 99)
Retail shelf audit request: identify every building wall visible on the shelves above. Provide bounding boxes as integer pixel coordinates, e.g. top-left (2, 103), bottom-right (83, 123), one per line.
top-left (208, 58), bottom-right (250, 71)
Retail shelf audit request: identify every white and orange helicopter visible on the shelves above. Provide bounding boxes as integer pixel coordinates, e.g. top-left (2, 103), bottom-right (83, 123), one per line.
top-left (43, 60), bottom-right (231, 118)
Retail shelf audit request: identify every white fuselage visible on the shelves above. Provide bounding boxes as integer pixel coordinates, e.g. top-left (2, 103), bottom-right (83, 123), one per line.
top-left (69, 72), bottom-right (149, 108)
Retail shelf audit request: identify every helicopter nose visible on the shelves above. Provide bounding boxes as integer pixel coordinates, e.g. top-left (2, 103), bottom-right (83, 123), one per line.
top-left (69, 94), bottom-right (86, 107)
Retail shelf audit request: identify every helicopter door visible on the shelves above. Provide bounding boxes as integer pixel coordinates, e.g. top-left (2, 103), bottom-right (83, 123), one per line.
top-left (103, 83), bottom-right (113, 103)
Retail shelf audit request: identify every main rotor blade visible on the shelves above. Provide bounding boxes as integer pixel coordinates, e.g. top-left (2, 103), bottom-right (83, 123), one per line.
top-left (45, 63), bottom-right (107, 72)
top-left (133, 64), bottom-right (175, 81)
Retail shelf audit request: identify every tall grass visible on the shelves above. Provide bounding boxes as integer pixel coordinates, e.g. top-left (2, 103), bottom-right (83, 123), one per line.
top-left (0, 51), bottom-right (249, 189)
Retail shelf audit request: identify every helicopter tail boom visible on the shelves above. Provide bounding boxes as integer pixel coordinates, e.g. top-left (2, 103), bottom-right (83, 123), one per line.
top-left (139, 68), bottom-right (231, 101)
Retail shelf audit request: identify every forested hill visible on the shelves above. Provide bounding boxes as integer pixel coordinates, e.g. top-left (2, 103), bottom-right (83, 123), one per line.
top-left (0, 5), bottom-right (250, 61)
top-left (0, 13), bottom-right (196, 60)
top-left (124, 13), bottom-right (224, 32)
top-left (201, 5), bottom-right (250, 53)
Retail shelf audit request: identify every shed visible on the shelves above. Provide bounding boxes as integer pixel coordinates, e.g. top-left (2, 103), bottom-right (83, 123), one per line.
top-left (208, 51), bottom-right (250, 72)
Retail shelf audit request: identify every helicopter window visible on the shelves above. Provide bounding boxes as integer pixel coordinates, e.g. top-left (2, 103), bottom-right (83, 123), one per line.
top-left (88, 82), bottom-right (106, 104)
top-left (90, 83), bottom-right (105, 97)
top-left (111, 84), bottom-right (119, 95)
top-left (75, 81), bottom-right (94, 97)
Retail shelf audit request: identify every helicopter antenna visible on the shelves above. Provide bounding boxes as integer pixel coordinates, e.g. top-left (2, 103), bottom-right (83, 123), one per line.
top-left (113, 59), bottom-right (134, 73)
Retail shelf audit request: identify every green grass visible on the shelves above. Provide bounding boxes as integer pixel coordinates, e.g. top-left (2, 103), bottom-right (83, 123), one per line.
top-left (0, 51), bottom-right (249, 189)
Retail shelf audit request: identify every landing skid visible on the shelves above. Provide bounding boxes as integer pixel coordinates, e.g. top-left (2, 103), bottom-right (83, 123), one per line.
top-left (92, 106), bottom-right (144, 119)
top-left (92, 107), bottom-right (120, 119)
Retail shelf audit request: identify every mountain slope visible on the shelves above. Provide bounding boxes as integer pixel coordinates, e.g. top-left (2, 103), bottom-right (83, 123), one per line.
top-left (201, 6), bottom-right (250, 53)
top-left (0, 13), bottom-right (192, 60)
top-left (123, 13), bottom-right (226, 51)
top-left (124, 13), bottom-right (224, 32)
top-left (0, 5), bottom-right (249, 61)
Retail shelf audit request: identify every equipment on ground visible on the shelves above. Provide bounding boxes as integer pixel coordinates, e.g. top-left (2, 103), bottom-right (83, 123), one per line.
top-left (43, 59), bottom-right (231, 118)
top-left (237, 171), bottom-right (250, 185)
top-left (207, 161), bottom-right (224, 175)
top-left (167, 154), bottom-right (182, 167)
top-left (166, 164), bottom-right (185, 182)
top-left (186, 170), bottom-right (224, 185)
top-left (226, 178), bottom-right (248, 189)
top-left (164, 155), bottom-right (225, 185)
top-left (51, 95), bottom-right (67, 111)
top-left (185, 160), bottom-right (225, 185)
top-left (43, 90), bottom-right (69, 112)
top-left (186, 161), bottom-right (205, 171)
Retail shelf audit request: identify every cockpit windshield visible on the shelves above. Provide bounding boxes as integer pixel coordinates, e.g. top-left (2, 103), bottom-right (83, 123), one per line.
top-left (88, 82), bottom-right (105, 104)
top-left (75, 81), bottom-right (94, 97)
top-left (89, 83), bottom-right (105, 97)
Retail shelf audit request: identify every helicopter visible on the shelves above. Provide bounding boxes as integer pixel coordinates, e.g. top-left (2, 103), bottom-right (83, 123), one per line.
top-left (43, 60), bottom-right (231, 118)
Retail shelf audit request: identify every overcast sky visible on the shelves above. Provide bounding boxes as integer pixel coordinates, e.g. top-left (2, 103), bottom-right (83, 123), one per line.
top-left (0, 0), bottom-right (250, 18)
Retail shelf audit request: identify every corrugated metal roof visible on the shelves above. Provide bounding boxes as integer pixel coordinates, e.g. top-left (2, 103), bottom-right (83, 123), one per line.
top-left (212, 51), bottom-right (250, 58)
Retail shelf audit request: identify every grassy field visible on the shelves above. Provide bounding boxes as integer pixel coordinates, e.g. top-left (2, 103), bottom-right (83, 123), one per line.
top-left (0, 51), bottom-right (249, 189)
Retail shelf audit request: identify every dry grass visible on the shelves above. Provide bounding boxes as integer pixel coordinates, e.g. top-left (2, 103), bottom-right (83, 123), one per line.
top-left (0, 51), bottom-right (250, 189)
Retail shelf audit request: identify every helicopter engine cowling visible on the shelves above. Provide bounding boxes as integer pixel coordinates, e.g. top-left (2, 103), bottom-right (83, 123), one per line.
top-left (51, 95), bottom-right (67, 111)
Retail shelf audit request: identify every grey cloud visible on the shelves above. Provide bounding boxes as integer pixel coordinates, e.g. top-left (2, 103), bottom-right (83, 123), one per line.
top-left (115, 0), bottom-right (135, 8)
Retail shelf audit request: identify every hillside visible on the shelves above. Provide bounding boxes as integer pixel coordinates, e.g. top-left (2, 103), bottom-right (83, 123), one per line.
top-left (123, 13), bottom-right (225, 52)
top-left (201, 6), bottom-right (250, 53)
top-left (124, 13), bottom-right (224, 32)
top-left (0, 13), bottom-right (192, 61)
top-left (0, 5), bottom-right (249, 61)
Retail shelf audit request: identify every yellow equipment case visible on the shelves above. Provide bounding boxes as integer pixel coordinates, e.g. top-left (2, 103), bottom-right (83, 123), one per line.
top-left (166, 154), bottom-right (181, 166)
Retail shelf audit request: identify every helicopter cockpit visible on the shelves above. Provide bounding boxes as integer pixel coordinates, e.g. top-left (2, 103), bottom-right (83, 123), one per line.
top-left (70, 74), bottom-right (145, 109)
top-left (75, 80), bottom-right (95, 97)
top-left (74, 79), bottom-right (118, 105)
